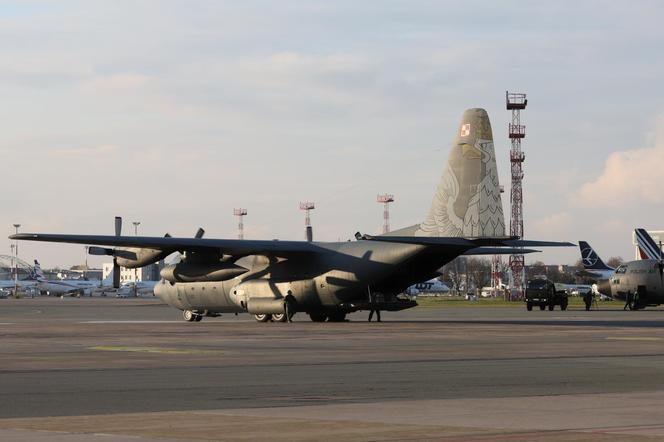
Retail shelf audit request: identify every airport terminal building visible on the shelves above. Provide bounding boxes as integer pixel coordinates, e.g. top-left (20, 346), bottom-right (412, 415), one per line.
top-left (102, 262), bottom-right (161, 283)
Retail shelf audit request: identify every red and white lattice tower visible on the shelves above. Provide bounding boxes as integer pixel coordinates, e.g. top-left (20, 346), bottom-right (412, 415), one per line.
top-left (233, 208), bottom-right (247, 240)
top-left (506, 91), bottom-right (527, 299)
top-left (299, 201), bottom-right (315, 242)
top-left (491, 186), bottom-right (505, 294)
top-left (377, 194), bottom-right (394, 234)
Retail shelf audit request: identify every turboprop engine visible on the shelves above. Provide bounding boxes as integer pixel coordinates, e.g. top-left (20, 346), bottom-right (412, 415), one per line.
top-left (160, 262), bottom-right (248, 283)
top-left (88, 216), bottom-right (172, 288)
top-left (99, 247), bottom-right (167, 268)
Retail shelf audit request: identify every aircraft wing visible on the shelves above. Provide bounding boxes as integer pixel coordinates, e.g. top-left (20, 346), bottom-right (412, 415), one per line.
top-left (575, 269), bottom-right (609, 279)
top-left (10, 233), bottom-right (319, 257)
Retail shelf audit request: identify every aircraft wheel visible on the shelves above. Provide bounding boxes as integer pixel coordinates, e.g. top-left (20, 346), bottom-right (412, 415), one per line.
top-left (327, 311), bottom-right (347, 322)
top-left (254, 314), bottom-right (272, 323)
top-left (539, 304), bottom-right (545, 311)
top-left (548, 304), bottom-right (555, 311)
top-left (526, 302), bottom-right (533, 311)
top-left (308, 312), bottom-right (328, 322)
top-left (194, 315), bottom-right (203, 322)
top-left (561, 302), bottom-right (568, 311)
top-left (272, 313), bottom-right (287, 322)
top-left (183, 310), bottom-right (196, 322)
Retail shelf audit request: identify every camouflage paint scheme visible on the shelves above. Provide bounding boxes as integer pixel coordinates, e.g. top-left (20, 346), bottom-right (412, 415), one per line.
top-left (11, 109), bottom-right (568, 322)
top-left (417, 108), bottom-right (505, 238)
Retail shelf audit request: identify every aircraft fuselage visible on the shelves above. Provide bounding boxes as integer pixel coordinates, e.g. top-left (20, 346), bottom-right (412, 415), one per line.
top-left (155, 240), bottom-right (462, 315)
top-left (608, 259), bottom-right (664, 308)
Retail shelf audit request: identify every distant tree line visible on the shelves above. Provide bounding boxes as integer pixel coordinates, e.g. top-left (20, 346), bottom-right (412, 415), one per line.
top-left (439, 255), bottom-right (625, 293)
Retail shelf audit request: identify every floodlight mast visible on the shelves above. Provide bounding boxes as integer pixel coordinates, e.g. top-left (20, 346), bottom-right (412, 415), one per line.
top-left (376, 194), bottom-right (394, 234)
top-left (299, 202), bottom-right (315, 242)
top-left (506, 91), bottom-right (527, 299)
top-left (233, 208), bottom-right (248, 240)
top-left (13, 223), bottom-right (20, 297)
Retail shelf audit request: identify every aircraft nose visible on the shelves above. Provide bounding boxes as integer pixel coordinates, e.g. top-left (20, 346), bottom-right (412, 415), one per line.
top-left (597, 279), bottom-right (612, 298)
top-left (153, 280), bottom-right (167, 301)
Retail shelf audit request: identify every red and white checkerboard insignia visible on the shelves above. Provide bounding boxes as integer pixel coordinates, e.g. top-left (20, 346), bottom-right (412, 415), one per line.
top-left (460, 123), bottom-right (471, 137)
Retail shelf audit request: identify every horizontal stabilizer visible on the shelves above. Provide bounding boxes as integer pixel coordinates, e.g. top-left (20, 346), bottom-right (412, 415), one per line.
top-left (463, 247), bottom-right (540, 255)
top-left (575, 269), bottom-right (608, 279)
top-left (361, 234), bottom-right (475, 247)
top-left (362, 234), bottom-right (573, 248)
top-left (500, 239), bottom-right (575, 248)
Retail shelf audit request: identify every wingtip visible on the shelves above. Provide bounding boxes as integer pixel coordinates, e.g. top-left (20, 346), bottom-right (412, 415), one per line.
top-left (9, 233), bottom-right (37, 240)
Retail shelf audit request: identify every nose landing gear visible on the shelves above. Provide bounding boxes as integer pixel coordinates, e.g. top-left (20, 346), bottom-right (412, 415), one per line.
top-left (183, 310), bottom-right (203, 322)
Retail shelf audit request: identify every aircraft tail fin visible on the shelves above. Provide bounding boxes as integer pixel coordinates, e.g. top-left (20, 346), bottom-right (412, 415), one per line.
top-left (388, 108), bottom-right (505, 238)
top-left (578, 241), bottom-right (613, 270)
top-left (33, 260), bottom-right (46, 282)
top-left (634, 228), bottom-right (662, 260)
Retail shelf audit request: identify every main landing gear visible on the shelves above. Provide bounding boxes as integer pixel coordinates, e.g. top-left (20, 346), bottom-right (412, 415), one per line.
top-left (254, 314), bottom-right (271, 322)
top-left (253, 310), bottom-right (295, 323)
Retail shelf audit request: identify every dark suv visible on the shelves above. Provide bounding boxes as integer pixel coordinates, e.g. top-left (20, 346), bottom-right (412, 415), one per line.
top-left (525, 278), bottom-right (569, 311)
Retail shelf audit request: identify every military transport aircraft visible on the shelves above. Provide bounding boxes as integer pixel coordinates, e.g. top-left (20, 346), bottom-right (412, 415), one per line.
top-left (599, 229), bottom-right (664, 310)
top-left (11, 108), bottom-right (572, 322)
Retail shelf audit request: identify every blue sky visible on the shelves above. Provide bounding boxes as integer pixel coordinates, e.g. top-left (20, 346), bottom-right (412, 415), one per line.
top-left (1, 1), bottom-right (663, 267)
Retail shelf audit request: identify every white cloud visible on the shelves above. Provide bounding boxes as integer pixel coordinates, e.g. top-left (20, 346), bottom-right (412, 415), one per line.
top-left (79, 74), bottom-right (151, 92)
top-left (1, 2), bottom-right (663, 266)
top-left (530, 212), bottom-right (572, 237)
top-left (575, 115), bottom-right (664, 208)
top-left (47, 144), bottom-right (119, 158)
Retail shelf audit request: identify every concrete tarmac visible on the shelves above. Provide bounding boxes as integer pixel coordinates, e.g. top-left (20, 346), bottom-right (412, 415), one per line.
top-left (1, 297), bottom-right (664, 441)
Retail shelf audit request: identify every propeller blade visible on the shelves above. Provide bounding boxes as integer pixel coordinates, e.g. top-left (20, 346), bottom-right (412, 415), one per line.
top-left (112, 258), bottom-right (121, 289)
top-left (115, 216), bottom-right (122, 236)
top-left (195, 228), bottom-right (205, 239)
top-left (88, 246), bottom-right (114, 256)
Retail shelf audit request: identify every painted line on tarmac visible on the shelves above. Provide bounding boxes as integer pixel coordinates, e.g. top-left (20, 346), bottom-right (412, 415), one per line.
top-left (0, 322), bottom-right (14, 325)
top-left (606, 337), bottom-right (664, 342)
top-left (81, 320), bottom-right (180, 324)
top-left (89, 345), bottom-right (226, 355)
top-left (80, 320), bottom-right (255, 324)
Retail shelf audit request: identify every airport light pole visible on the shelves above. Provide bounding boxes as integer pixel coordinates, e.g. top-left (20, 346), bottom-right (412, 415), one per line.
top-left (13, 224), bottom-right (20, 297)
top-left (132, 222), bottom-right (140, 297)
top-left (10, 244), bottom-right (15, 295)
top-left (84, 246), bottom-right (89, 280)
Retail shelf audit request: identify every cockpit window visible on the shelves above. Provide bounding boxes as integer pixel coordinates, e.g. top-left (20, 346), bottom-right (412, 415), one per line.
top-left (615, 265), bottom-right (627, 274)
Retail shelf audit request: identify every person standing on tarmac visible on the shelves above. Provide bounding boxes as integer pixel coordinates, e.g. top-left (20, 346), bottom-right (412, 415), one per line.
top-left (583, 290), bottom-right (593, 311)
top-left (368, 291), bottom-right (382, 322)
top-left (624, 291), bottom-right (633, 311)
